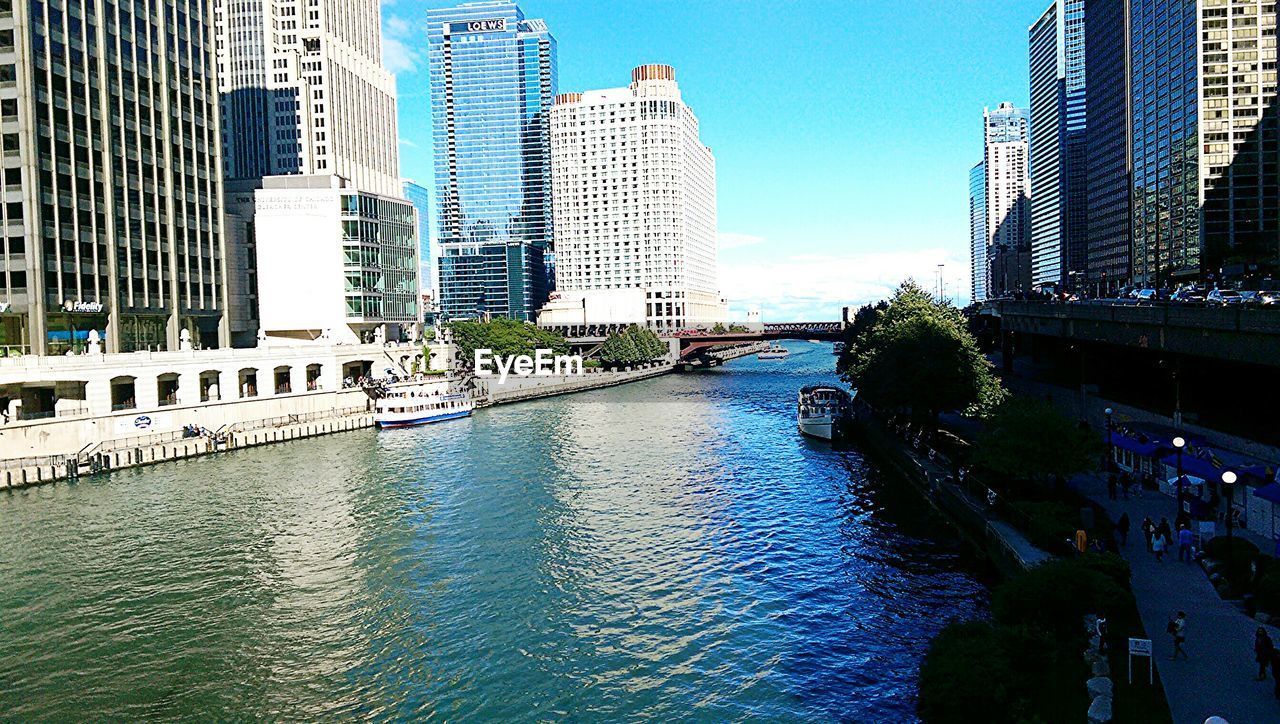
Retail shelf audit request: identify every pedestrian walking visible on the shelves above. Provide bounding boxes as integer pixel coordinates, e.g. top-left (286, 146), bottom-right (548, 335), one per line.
top-left (1256, 627), bottom-right (1275, 680)
top-left (1108, 473), bottom-right (1118, 501)
top-left (1121, 472), bottom-right (1132, 500)
top-left (1177, 525), bottom-right (1194, 562)
top-left (1143, 516), bottom-right (1155, 551)
top-left (1169, 611), bottom-right (1188, 660)
top-left (1117, 512), bottom-right (1131, 547)
top-left (1153, 531), bottom-right (1168, 562)
top-left (1271, 647), bottom-right (1280, 698)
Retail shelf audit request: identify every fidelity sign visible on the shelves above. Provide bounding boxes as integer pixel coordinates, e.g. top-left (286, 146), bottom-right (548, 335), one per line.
top-left (449, 18), bottom-right (506, 34)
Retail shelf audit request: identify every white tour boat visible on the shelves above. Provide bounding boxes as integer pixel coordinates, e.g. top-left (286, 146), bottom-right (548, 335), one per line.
top-left (373, 378), bottom-right (473, 429)
top-left (797, 385), bottom-right (854, 440)
top-left (757, 344), bottom-right (790, 359)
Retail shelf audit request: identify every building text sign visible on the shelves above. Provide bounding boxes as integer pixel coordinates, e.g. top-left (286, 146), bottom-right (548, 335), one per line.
top-left (448, 18), bottom-right (506, 34)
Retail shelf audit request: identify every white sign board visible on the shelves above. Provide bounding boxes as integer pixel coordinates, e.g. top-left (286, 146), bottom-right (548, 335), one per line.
top-left (113, 412), bottom-right (173, 436)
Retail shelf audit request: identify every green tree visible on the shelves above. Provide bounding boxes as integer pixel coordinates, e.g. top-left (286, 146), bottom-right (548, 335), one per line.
top-left (448, 318), bottom-right (568, 368)
top-left (843, 280), bottom-right (1004, 420)
top-left (835, 300), bottom-right (887, 376)
top-left (600, 329), bottom-right (640, 365)
top-left (970, 397), bottom-right (1101, 484)
top-left (711, 322), bottom-right (727, 334)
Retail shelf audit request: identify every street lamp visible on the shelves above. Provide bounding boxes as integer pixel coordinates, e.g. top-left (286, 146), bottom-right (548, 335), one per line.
top-left (1223, 470), bottom-right (1238, 551)
top-left (1172, 436), bottom-right (1186, 517)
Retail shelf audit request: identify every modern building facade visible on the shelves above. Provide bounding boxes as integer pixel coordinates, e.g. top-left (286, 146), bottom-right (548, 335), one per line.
top-left (973, 103), bottom-right (1031, 301)
top-left (544, 65), bottom-right (725, 329)
top-left (427, 1), bottom-right (556, 322)
top-left (1028, 0), bottom-right (1087, 290)
top-left (1083, 0), bottom-right (1131, 294)
top-left (969, 161), bottom-right (988, 302)
top-left (254, 175), bottom-right (417, 344)
top-left (1080, 0), bottom-right (1279, 290)
top-left (0, 0), bottom-right (229, 356)
top-left (402, 180), bottom-right (431, 294)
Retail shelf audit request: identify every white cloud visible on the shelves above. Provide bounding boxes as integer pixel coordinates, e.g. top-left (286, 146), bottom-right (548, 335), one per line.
top-left (720, 248), bottom-right (970, 322)
top-left (399, 137), bottom-right (419, 148)
top-left (381, 15), bottom-right (420, 74)
top-left (717, 232), bottom-right (765, 250)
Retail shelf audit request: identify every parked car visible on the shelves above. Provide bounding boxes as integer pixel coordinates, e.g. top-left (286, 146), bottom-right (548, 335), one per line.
top-left (1171, 287), bottom-right (1207, 304)
top-left (1206, 289), bottom-right (1244, 306)
top-left (1240, 291), bottom-right (1263, 306)
top-left (1259, 291), bottom-right (1280, 306)
top-left (1131, 288), bottom-right (1160, 304)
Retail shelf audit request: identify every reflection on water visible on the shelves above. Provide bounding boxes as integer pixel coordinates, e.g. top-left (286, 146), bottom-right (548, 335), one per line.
top-left (0, 341), bottom-right (988, 720)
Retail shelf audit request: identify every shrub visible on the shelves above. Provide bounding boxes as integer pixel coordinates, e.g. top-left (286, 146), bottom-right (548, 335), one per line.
top-left (1203, 536), bottom-right (1259, 561)
top-left (992, 558), bottom-right (1133, 640)
top-left (918, 622), bottom-right (1014, 723)
top-left (1007, 501), bottom-right (1080, 553)
top-left (1075, 552), bottom-right (1131, 587)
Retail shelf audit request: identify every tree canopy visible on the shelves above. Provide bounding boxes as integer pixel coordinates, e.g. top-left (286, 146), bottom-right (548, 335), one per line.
top-left (448, 319), bottom-right (568, 367)
top-left (970, 397), bottom-right (1102, 482)
top-left (599, 325), bottom-right (668, 365)
top-left (840, 280), bottom-right (1004, 420)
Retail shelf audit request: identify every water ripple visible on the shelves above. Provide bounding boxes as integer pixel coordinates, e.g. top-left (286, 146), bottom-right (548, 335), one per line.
top-left (0, 342), bottom-right (988, 721)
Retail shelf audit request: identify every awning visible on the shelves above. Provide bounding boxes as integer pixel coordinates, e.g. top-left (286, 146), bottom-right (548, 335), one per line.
top-left (1108, 432), bottom-right (1164, 457)
top-left (1255, 484), bottom-right (1280, 505)
top-left (1159, 452), bottom-right (1270, 484)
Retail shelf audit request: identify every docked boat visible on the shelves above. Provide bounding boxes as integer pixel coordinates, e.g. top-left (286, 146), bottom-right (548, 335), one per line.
top-left (832, 341), bottom-right (846, 355)
top-left (373, 379), bottom-right (473, 429)
top-left (797, 385), bottom-right (854, 440)
top-left (758, 344), bottom-right (790, 359)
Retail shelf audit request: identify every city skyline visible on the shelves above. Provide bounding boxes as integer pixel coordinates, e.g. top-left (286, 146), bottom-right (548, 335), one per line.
top-left (385, 0), bottom-right (1048, 319)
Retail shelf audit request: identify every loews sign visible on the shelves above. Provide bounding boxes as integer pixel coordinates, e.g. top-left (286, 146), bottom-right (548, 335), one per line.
top-left (449, 18), bottom-right (506, 34)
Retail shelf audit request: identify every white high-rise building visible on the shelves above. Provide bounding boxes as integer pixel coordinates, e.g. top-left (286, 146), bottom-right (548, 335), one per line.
top-left (972, 102), bottom-right (1030, 301)
top-left (214, 0), bottom-right (400, 196)
top-left (542, 65), bottom-right (726, 330)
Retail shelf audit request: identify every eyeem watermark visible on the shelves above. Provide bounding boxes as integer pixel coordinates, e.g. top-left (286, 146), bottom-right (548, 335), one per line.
top-left (475, 348), bottom-right (583, 383)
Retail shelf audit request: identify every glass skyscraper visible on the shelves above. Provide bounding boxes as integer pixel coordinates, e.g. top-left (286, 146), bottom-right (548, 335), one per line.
top-left (1083, 0), bottom-right (1131, 294)
top-left (969, 161), bottom-right (988, 302)
top-left (1129, 0), bottom-right (1200, 287)
top-left (1028, 0), bottom-right (1087, 290)
top-left (427, 1), bottom-right (556, 321)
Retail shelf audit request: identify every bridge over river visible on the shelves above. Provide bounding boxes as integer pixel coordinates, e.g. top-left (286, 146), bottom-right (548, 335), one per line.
top-left (541, 322), bottom-right (847, 363)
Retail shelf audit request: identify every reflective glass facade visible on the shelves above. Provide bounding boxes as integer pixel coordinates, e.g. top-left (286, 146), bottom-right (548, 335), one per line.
top-left (1130, 0), bottom-right (1200, 286)
top-left (427, 1), bottom-right (556, 321)
top-left (1083, 0), bottom-right (1131, 292)
top-left (1029, 4), bottom-right (1064, 287)
top-left (341, 192), bottom-right (418, 323)
top-left (969, 161), bottom-right (988, 301)
top-left (1029, 0), bottom-right (1087, 290)
top-left (402, 180), bottom-right (431, 292)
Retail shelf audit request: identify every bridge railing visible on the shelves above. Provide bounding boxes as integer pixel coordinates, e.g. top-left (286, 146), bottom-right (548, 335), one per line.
top-left (994, 300), bottom-right (1280, 335)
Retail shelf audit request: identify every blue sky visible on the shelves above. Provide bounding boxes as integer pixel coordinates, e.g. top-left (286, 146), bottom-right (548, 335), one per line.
top-left (381, 0), bottom-right (1040, 320)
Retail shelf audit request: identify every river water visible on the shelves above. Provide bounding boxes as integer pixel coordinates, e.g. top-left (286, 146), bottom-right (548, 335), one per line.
top-left (0, 341), bottom-right (988, 721)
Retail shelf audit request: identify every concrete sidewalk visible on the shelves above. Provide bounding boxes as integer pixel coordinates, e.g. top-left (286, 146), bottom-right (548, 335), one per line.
top-left (1073, 473), bottom-right (1280, 724)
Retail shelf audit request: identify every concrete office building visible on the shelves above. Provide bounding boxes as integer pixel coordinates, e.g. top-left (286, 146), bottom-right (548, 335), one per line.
top-left (972, 103), bottom-right (1031, 301)
top-left (1028, 0), bottom-right (1087, 290)
top-left (427, 1), bottom-right (556, 322)
top-left (543, 65), bottom-right (725, 329)
top-left (215, 0), bottom-right (404, 345)
top-left (0, 0), bottom-right (229, 356)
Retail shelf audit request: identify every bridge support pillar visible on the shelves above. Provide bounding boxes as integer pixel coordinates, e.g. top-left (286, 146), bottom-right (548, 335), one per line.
top-left (1001, 330), bottom-right (1015, 374)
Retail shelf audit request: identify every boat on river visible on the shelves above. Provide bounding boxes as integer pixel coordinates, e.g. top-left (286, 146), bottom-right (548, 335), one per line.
top-left (797, 385), bottom-right (854, 440)
top-left (373, 379), bottom-right (473, 429)
top-left (758, 344), bottom-right (790, 359)
top-left (832, 341), bottom-right (846, 355)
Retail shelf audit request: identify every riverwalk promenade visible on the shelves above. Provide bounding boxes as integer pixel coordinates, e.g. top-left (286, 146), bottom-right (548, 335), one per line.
top-left (1072, 472), bottom-right (1280, 724)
